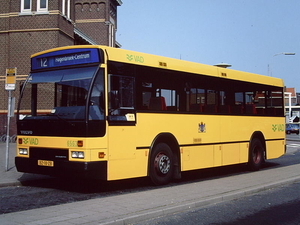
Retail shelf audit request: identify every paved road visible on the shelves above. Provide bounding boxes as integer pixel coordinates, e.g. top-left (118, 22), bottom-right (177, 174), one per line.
top-left (0, 141), bottom-right (299, 215)
top-left (134, 181), bottom-right (300, 225)
top-left (286, 133), bottom-right (300, 142)
top-left (0, 140), bottom-right (299, 224)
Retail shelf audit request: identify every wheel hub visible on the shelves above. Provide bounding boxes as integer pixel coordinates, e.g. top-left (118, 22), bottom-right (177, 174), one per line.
top-left (154, 153), bottom-right (171, 175)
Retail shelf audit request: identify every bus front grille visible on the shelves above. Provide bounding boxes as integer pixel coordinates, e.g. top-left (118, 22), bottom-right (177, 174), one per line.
top-left (30, 148), bottom-right (69, 161)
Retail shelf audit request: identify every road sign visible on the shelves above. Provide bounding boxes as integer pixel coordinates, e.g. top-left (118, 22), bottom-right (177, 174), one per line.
top-left (5, 67), bottom-right (16, 171)
top-left (5, 67), bottom-right (17, 91)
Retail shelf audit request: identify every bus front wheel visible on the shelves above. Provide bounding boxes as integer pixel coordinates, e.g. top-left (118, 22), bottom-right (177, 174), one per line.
top-left (248, 138), bottom-right (264, 171)
top-left (149, 143), bottom-right (174, 185)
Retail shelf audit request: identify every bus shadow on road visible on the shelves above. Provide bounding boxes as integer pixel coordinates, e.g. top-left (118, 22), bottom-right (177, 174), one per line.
top-left (19, 160), bottom-right (283, 195)
top-left (175, 163), bottom-right (271, 185)
top-left (262, 161), bottom-right (281, 169)
top-left (9, 161), bottom-right (283, 215)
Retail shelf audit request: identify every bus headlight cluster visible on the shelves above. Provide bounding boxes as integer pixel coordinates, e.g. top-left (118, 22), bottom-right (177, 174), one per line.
top-left (19, 148), bottom-right (28, 155)
top-left (71, 151), bottom-right (84, 159)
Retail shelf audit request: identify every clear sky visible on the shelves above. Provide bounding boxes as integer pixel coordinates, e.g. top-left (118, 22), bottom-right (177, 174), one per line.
top-left (117, 0), bottom-right (300, 91)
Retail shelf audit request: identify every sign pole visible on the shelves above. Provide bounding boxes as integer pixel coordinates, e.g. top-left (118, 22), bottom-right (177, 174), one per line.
top-left (5, 67), bottom-right (16, 172)
top-left (5, 91), bottom-right (12, 171)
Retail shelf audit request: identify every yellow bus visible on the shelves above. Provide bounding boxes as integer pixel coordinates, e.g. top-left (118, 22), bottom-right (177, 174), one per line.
top-left (16, 45), bottom-right (285, 185)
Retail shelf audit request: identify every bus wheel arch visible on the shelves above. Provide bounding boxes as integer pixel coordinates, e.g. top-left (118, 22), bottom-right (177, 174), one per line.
top-left (248, 131), bottom-right (266, 171)
top-left (148, 133), bottom-right (181, 185)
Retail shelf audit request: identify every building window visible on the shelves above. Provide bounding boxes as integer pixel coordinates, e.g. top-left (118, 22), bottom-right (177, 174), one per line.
top-left (37, 0), bottom-right (48, 13)
top-left (21, 0), bottom-right (32, 13)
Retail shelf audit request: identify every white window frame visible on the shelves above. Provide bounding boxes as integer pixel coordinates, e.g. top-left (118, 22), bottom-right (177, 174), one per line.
top-left (62, 0), bottom-right (65, 15)
top-left (62, 0), bottom-right (70, 18)
top-left (66, 0), bottom-right (71, 18)
top-left (37, 0), bottom-right (49, 13)
top-left (20, 0), bottom-right (32, 14)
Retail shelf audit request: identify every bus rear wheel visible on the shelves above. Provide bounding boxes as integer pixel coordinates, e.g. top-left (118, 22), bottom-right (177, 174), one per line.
top-left (149, 143), bottom-right (174, 185)
top-left (248, 138), bottom-right (264, 171)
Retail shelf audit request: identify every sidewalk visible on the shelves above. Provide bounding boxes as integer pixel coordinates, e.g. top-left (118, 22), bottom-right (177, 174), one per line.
top-left (0, 143), bottom-right (50, 188)
top-left (1, 143), bottom-right (300, 225)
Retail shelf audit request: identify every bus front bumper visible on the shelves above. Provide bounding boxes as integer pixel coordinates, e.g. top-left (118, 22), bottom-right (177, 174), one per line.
top-left (15, 157), bottom-right (107, 180)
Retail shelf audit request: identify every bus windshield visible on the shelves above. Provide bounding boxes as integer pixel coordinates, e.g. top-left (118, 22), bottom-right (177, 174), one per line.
top-left (18, 66), bottom-right (103, 121)
top-left (17, 65), bottom-right (105, 137)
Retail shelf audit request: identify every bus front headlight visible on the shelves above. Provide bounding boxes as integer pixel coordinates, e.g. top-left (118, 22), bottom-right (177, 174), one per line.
top-left (71, 151), bottom-right (84, 159)
top-left (19, 148), bottom-right (28, 155)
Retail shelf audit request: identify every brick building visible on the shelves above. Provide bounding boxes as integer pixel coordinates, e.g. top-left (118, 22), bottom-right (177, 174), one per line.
top-left (0, 0), bottom-right (122, 135)
top-left (285, 88), bottom-right (297, 106)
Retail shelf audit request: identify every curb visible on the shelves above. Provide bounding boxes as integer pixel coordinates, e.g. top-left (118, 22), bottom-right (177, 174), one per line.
top-left (0, 181), bottom-right (22, 188)
top-left (286, 138), bottom-right (300, 142)
top-left (101, 175), bottom-right (300, 225)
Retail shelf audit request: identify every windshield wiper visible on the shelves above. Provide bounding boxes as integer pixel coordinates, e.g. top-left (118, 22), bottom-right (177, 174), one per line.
top-left (47, 113), bottom-right (76, 127)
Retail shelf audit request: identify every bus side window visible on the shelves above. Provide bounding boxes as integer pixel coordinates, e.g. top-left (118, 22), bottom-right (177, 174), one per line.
top-left (161, 89), bottom-right (177, 111)
top-left (108, 75), bottom-right (135, 121)
top-left (142, 91), bottom-right (152, 109)
top-left (266, 90), bottom-right (284, 116)
top-left (149, 96), bottom-right (167, 111)
top-left (233, 92), bottom-right (244, 114)
top-left (188, 88), bottom-right (205, 112)
top-left (109, 90), bottom-right (120, 112)
top-left (218, 91), bottom-right (230, 114)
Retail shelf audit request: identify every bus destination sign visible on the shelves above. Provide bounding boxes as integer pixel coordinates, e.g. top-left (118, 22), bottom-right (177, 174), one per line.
top-left (31, 48), bottom-right (100, 70)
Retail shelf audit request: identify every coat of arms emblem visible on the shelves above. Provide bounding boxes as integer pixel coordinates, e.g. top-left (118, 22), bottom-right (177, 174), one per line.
top-left (198, 122), bottom-right (206, 133)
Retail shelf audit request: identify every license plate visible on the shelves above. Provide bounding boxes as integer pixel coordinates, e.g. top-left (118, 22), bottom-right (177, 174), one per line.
top-left (38, 160), bottom-right (54, 167)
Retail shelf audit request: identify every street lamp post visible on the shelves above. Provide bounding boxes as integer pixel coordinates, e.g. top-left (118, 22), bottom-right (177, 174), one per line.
top-left (268, 52), bottom-right (296, 124)
top-left (268, 52), bottom-right (295, 76)
top-left (274, 52), bottom-right (296, 56)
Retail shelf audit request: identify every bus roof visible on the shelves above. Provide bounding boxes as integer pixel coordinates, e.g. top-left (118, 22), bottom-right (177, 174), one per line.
top-left (31, 45), bottom-right (284, 88)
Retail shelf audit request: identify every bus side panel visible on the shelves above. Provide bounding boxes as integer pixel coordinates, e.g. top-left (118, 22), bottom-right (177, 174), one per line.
top-left (108, 126), bottom-right (136, 160)
top-left (107, 126), bottom-right (148, 180)
top-left (220, 116), bottom-right (285, 161)
top-left (214, 145), bottom-right (222, 167)
top-left (221, 142), bottom-right (249, 165)
top-left (266, 140), bottom-right (285, 159)
top-left (137, 113), bottom-right (222, 173)
top-left (222, 143), bottom-right (240, 165)
top-left (181, 142), bottom-right (249, 171)
top-left (136, 113), bottom-right (221, 151)
top-left (181, 145), bottom-right (214, 171)
top-left (107, 150), bottom-right (149, 180)
top-left (239, 142), bottom-right (249, 163)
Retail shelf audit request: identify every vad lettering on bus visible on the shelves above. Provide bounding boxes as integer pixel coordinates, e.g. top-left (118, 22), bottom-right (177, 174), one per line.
top-left (23, 138), bottom-right (39, 145)
top-left (272, 124), bottom-right (284, 132)
top-left (30, 138), bottom-right (39, 145)
top-left (126, 54), bottom-right (144, 63)
top-left (134, 55), bottom-right (144, 63)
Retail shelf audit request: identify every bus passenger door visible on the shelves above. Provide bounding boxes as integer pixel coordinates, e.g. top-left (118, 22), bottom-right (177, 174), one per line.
top-left (107, 75), bottom-right (140, 180)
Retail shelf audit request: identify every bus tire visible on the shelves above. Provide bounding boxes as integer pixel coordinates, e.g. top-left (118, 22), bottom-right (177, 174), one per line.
top-left (149, 143), bottom-right (174, 185)
top-left (248, 138), bottom-right (264, 171)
